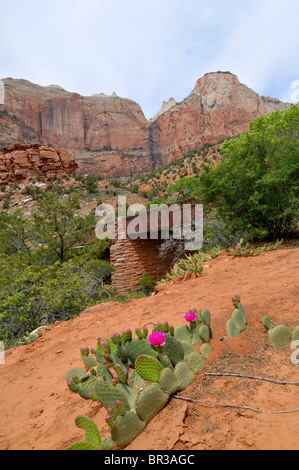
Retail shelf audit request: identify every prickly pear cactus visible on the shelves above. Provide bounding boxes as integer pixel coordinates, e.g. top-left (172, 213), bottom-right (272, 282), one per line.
top-left (66, 415), bottom-right (115, 450)
top-left (226, 318), bottom-right (240, 337)
top-left (135, 354), bottom-right (164, 382)
top-left (263, 316), bottom-right (272, 331)
top-left (109, 409), bottom-right (146, 447)
top-left (201, 309), bottom-right (211, 326)
top-left (232, 309), bottom-right (246, 332)
top-left (200, 343), bottom-right (212, 359)
top-left (174, 361), bottom-right (195, 391)
top-left (185, 351), bottom-right (205, 374)
top-left (268, 325), bottom-right (291, 348)
top-left (292, 326), bottom-right (299, 342)
top-left (66, 304), bottom-right (215, 450)
top-left (163, 334), bottom-right (184, 366)
top-left (136, 384), bottom-right (169, 423)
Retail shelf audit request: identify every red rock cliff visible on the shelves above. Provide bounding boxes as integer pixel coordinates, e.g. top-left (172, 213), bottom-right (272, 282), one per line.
top-left (148, 72), bottom-right (290, 165)
top-left (0, 72), bottom-right (290, 176)
top-left (0, 144), bottom-right (77, 184)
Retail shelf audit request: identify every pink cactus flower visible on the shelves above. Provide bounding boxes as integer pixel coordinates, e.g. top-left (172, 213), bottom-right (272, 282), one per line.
top-left (236, 246), bottom-right (241, 249)
top-left (184, 311), bottom-right (198, 323)
top-left (148, 331), bottom-right (166, 347)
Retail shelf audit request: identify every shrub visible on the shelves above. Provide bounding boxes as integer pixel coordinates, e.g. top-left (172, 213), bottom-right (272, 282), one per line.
top-left (198, 106), bottom-right (299, 240)
top-left (139, 271), bottom-right (155, 296)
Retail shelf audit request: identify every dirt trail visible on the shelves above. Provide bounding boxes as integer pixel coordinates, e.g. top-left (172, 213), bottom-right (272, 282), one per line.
top-left (0, 247), bottom-right (298, 450)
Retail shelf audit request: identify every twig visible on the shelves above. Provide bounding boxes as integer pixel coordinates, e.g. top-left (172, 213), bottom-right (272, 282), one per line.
top-left (204, 372), bottom-right (299, 386)
top-left (173, 395), bottom-right (299, 414)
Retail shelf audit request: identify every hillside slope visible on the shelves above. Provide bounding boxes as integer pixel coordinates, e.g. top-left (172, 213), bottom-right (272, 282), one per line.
top-left (0, 246), bottom-right (298, 451)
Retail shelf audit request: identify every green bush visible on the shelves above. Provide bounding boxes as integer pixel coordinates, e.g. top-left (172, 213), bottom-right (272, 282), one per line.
top-left (198, 105), bottom-right (299, 240)
top-left (139, 271), bottom-right (155, 296)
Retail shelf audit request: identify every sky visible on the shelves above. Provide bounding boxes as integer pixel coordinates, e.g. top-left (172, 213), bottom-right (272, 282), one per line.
top-left (0, 0), bottom-right (298, 119)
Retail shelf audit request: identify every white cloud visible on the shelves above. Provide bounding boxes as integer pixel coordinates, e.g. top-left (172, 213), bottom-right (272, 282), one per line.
top-left (0, 0), bottom-right (298, 118)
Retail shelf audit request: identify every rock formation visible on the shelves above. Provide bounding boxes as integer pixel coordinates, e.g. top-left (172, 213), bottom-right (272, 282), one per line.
top-left (149, 72), bottom-right (290, 165)
top-left (0, 72), bottom-right (290, 177)
top-left (0, 144), bottom-right (77, 184)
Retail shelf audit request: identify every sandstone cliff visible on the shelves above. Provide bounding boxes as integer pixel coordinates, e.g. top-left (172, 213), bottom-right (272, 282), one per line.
top-left (0, 72), bottom-right (290, 176)
top-left (0, 144), bottom-right (77, 184)
top-left (149, 72), bottom-right (290, 165)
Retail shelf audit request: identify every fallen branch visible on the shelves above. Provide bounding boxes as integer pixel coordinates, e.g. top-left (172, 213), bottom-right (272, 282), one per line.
top-left (173, 395), bottom-right (299, 414)
top-left (204, 372), bottom-right (299, 386)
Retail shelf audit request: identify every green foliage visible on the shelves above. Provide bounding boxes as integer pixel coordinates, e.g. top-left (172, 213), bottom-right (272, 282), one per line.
top-left (138, 271), bottom-right (155, 296)
top-left (166, 177), bottom-right (201, 200)
top-left (85, 175), bottom-right (98, 193)
top-left (0, 192), bottom-right (114, 348)
top-left (159, 252), bottom-right (203, 283)
top-left (0, 261), bottom-right (111, 348)
top-left (197, 106), bottom-right (299, 240)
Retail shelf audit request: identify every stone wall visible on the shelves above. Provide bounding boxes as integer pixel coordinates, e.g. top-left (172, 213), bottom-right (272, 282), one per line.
top-left (110, 236), bottom-right (175, 295)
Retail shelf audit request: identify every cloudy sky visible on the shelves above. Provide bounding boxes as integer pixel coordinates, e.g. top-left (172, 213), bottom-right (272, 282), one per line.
top-left (0, 0), bottom-right (298, 118)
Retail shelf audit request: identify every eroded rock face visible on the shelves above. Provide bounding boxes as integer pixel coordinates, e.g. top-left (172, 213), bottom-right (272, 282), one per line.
top-left (0, 79), bottom-right (153, 177)
top-left (0, 144), bottom-right (77, 183)
top-left (0, 72), bottom-right (290, 176)
top-left (148, 72), bottom-right (290, 165)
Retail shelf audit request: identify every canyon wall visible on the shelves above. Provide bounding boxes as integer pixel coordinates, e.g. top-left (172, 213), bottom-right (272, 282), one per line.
top-left (0, 72), bottom-right (290, 177)
top-left (149, 72), bottom-right (290, 165)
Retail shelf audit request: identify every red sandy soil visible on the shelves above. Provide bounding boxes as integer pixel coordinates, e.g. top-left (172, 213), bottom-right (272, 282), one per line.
top-left (0, 246), bottom-right (298, 451)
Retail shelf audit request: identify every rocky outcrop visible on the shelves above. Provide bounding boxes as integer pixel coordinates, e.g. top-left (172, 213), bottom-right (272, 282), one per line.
top-left (148, 72), bottom-right (290, 165)
top-left (0, 144), bottom-right (77, 184)
top-left (0, 72), bottom-right (290, 176)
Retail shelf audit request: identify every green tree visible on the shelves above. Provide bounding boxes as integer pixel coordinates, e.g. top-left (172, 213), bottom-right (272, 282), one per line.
top-left (198, 105), bottom-right (299, 239)
top-left (33, 192), bottom-right (92, 263)
top-left (0, 209), bottom-right (35, 258)
top-left (166, 177), bottom-right (201, 201)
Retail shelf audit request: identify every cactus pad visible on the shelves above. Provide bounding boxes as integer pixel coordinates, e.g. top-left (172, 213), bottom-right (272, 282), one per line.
top-left (292, 326), bottom-right (299, 342)
top-left (81, 354), bottom-right (98, 370)
top-left (180, 340), bottom-right (196, 359)
top-left (127, 369), bottom-right (146, 390)
top-left (111, 411), bottom-right (146, 447)
top-left (263, 316), bottom-right (272, 331)
top-left (135, 354), bottom-right (164, 382)
top-left (95, 379), bottom-right (130, 412)
top-left (66, 367), bottom-right (86, 392)
top-left (136, 384), bottom-right (169, 423)
top-left (174, 324), bottom-right (192, 343)
top-left (200, 343), bottom-right (212, 359)
top-left (113, 364), bottom-right (128, 384)
top-left (77, 376), bottom-right (98, 400)
top-left (28, 332), bottom-right (39, 342)
top-left (174, 361), bottom-right (195, 390)
top-left (185, 352), bottom-right (205, 374)
top-left (74, 415), bottom-right (101, 447)
top-left (198, 324), bottom-right (211, 343)
top-left (125, 338), bottom-right (158, 364)
top-left (268, 325), bottom-right (291, 348)
top-left (226, 318), bottom-right (240, 337)
top-left (158, 367), bottom-right (180, 395)
top-left (232, 308), bottom-right (246, 332)
top-left (201, 309), bottom-right (211, 326)
top-left (163, 333), bottom-right (184, 365)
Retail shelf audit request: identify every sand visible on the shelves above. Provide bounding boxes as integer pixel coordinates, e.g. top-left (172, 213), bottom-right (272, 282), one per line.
top-left (0, 246), bottom-right (298, 450)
